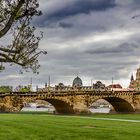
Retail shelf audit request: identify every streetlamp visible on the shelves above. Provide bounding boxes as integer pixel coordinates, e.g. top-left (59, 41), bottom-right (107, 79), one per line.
top-left (112, 77), bottom-right (114, 92)
top-left (30, 77), bottom-right (32, 91)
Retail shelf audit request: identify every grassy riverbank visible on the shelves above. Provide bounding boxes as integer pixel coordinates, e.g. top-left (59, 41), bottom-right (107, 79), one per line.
top-left (0, 113), bottom-right (140, 140)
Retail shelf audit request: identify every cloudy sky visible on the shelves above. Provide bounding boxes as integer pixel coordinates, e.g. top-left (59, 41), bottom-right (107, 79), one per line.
top-left (1, 0), bottom-right (140, 89)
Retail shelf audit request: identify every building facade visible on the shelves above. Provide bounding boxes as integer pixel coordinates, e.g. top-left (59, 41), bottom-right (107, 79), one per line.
top-left (37, 76), bottom-right (106, 92)
top-left (93, 81), bottom-right (106, 90)
top-left (129, 68), bottom-right (140, 90)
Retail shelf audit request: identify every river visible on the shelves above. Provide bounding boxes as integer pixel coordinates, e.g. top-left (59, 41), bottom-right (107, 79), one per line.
top-left (21, 107), bottom-right (111, 113)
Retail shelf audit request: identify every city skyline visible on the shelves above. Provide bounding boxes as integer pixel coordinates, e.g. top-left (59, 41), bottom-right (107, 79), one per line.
top-left (1, 0), bottom-right (140, 88)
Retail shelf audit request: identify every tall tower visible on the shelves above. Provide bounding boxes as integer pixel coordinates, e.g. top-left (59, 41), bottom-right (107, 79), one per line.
top-left (129, 68), bottom-right (140, 90)
top-left (129, 74), bottom-right (135, 89)
top-left (45, 83), bottom-right (47, 88)
top-left (136, 68), bottom-right (140, 81)
top-left (131, 74), bottom-right (134, 82)
top-left (135, 68), bottom-right (140, 90)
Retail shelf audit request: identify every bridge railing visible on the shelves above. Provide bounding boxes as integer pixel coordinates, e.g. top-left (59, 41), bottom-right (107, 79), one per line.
top-left (0, 89), bottom-right (136, 96)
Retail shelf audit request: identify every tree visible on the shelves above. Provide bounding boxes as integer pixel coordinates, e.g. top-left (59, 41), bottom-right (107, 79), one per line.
top-left (14, 85), bottom-right (31, 92)
top-left (0, 86), bottom-right (13, 92)
top-left (0, 0), bottom-right (47, 73)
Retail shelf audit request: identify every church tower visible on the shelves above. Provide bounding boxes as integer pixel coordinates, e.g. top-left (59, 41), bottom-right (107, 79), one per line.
top-left (129, 68), bottom-right (140, 90)
top-left (135, 68), bottom-right (140, 90)
top-left (136, 68), bottom-right (140, 81)
top-left (129, 74), bottom-right (135, 89)
top-left (131, 74), bottom-right (134, 82)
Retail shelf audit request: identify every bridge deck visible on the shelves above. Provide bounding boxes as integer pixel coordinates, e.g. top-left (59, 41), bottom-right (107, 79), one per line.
top-left (0, 90), bottom-right (137, 97)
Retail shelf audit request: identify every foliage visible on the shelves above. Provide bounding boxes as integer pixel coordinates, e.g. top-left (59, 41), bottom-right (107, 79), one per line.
top-left (0, 86), bottom-right (13, 92)
top-left (0, 0), bottom-right (47, 73)
top-left (14, 85), bottom-right (31, 92)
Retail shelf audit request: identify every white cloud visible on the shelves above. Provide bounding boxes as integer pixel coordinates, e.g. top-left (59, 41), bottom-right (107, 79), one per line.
top-left (6, 75), bottom-right (24, 79)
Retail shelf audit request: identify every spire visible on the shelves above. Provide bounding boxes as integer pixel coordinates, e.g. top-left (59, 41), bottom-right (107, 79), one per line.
top-left (45, 83), bottom-right (47, 88)
top-left (131, 74), bottom-right (134, 82)
top-left (77, 73), bottom-right (79, 77)
top-left (48, 75), bottom-right (50, 87)
top-left (36, 85), bottom-right (38, 91)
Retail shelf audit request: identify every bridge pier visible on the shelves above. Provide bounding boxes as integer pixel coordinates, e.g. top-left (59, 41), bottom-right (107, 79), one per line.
top-left (72, 96), bottom-right (90, 114)
top-left (73, 108), bottom-right (90, 114)
top-left (0, 96), bottom-right (23, 112)
top-left (133, 95), bottom-right (140, 113)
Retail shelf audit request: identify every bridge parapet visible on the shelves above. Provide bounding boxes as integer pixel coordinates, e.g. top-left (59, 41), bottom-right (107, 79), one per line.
top-left (0, 90), bottom-right (136, 96)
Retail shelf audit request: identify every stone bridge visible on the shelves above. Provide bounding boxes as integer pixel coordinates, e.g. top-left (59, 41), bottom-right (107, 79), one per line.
top-left (0, 90), bottom-right (140, 114)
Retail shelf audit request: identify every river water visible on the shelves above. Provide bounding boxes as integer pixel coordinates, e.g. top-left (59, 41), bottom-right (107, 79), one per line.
top-left (21, 107), bottom-right (111, 113)
top-left (89, 108), bottom-right (110, 113)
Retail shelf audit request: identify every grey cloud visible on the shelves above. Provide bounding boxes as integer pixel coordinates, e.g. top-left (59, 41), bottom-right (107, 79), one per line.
top-left (35, 0), bottom-right (116, 27)
top-left (85, 43), bottom-right (139, 54)
top-left (58, 22), bottom-right (73, 28)
top-left (134, 0), bottom-right (140, 4)
top-left (37, 42), bottom-right (140, 82)
top-left (47, 0), bottom-right (116, 19)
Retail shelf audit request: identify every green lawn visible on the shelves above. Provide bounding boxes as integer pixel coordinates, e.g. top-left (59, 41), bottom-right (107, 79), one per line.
top-left (0, 113), bottom-right (140, 140)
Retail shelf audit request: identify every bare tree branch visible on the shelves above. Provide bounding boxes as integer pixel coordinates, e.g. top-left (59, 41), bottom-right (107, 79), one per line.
top-left (0, 47), bottom-right (19, 53)
top-left (0, 0), bottom-right (47, 72)
top-left (0, 0), bottom-right (25, 37)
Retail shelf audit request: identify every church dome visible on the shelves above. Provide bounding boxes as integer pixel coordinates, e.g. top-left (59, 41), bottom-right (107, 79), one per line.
top-left (58, 83), bottom-right (64, 87)
top-left (72, 76), bottom-right (83, 87)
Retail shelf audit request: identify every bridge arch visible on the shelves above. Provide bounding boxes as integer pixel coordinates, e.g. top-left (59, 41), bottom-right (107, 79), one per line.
top-left (45, 99), bottom-right (74, 114)
top-left (104, 97), bottom-right (134, 112)
top-left (21, 98), bottom-right (75, 114)
top-left (89, 97), bottom-right (134, 113)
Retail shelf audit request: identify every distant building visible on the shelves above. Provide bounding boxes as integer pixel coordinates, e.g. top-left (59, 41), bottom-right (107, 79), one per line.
top-left (107, 84), bottom-right (122, 89)
top-left (93, 81), bottom-right (106, 90)
top-left (37, 76), bottom-right (107, 91)
top-left (129, 68), bottom-right (140, 90)
top-left (107, 84), bottom-right (122, 91)
top-left (72, 76), bottom-right (83, 87)
top-left (129, 74), bottom-right (135, 89)
top-left (55, 83), bottom-right (65, 90)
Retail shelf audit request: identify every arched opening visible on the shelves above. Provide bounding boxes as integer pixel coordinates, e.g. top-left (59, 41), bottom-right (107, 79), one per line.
top-left (89, 99), bottom-right (112, 113)
top-left (21, 99), bottom-right (74, 114)
top-left (45, 99), bottom-right (74, 114)
top-left (21, 100), bottom-right (55, 113)
top-left (104, 97), bottom-right (134, 113)
top-left (89, 97), bottom-right (134, 113)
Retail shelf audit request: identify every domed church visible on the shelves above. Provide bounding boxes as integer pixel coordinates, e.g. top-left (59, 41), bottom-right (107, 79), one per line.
top-left (72, 76), bottom-right (83, 87)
